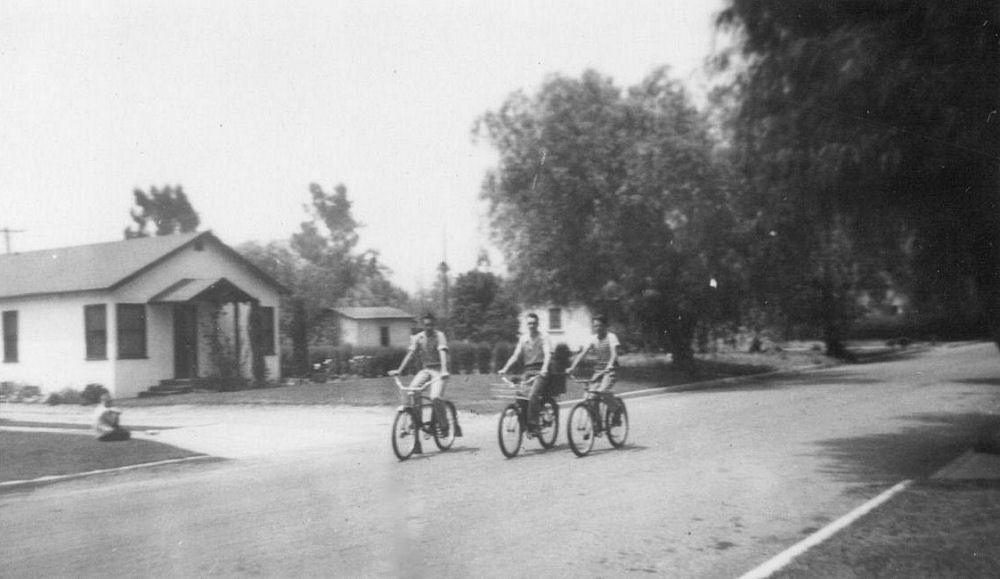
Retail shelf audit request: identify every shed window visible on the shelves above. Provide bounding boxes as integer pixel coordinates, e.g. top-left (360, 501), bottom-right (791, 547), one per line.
top-left (2, 310), bottom-right (17, 363)
top-left (85, 305), bottom-right (107, 360)
top-left (548, 308), bottom-right (562, 331)
top-left (117, 304), bottom-right (147, 359)
top-left (380, 326), bottom-right (390, 347)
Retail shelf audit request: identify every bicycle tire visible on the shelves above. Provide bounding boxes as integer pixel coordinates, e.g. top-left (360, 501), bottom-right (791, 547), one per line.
top-left (433, 400), bottom-right (458, 451)
top-left (497, 404), bottom-right (523, 458)
top-left (391, 408), bottom-right (419, 461)
top-left (605, 398), bottom-right (629, 448)
top-left (537, 397), bottom-right (559, 449)
top-left (567, 402), bottom-right (595, 457)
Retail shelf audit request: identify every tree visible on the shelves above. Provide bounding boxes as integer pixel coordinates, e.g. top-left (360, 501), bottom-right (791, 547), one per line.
top-left (124, 185), bottom-right (200, 238)
top-left (475, 68), bottom-right (736, 362)
top-left (717, 0), bottom-right (1000, 348)
top-left (240, 184), bottom-right (409, 375)
top-left (450, 270), bottom-right (519, 343)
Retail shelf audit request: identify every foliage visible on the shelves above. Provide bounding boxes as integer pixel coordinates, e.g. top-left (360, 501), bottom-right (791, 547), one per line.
top-left (717, 0), bottom-right (1000, 349)
top-left (475, 69), bottom-right (736, 361)
top-left (123, 185), bottom-right (200, 238)
top-left (237, 183), bottom-right (409, 375)
top-left (449, 270), bottom-right (519, 343)
top-left (81, 383), bottom-right (108, 405)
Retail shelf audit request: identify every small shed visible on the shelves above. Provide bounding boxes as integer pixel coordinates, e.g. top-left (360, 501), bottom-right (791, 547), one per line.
top-left (330, 307), bottom-right (414, 348)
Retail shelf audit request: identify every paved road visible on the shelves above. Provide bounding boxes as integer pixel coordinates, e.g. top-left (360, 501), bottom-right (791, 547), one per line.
top-left (2, 343), bottom-right (998, 578)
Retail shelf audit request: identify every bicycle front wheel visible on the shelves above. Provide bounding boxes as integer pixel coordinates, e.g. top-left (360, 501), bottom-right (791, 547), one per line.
top-left (497, 404), bottom-right (523, 458)
top-left (433, 400), bottom-right (458, 451)
top-left (605, 398), bottom-right (629, 448)
top-left (567, 403), bottom-right (595, 457)
top-left (391, 408), bottom-right (419, 461)
top-left (537, 397), bottom-right (559, 449)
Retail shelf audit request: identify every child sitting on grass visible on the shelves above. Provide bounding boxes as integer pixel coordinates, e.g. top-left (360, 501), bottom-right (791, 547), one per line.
top-left (93, 391), bottom-right (131, 441)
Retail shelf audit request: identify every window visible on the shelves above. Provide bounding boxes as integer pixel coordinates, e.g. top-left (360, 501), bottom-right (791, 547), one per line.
top-left (548, 308), bottom-right (562, 331)
top-left (85, 305), bottom-right (107, 360)
top-left (259, 306), bottom-right (276, 355)
top-left (117, 304), bottom-right (147, 359)
top-left (380, 326), bottom-right (390, 347)
top-left (2, 310), bottom-right (17, 362)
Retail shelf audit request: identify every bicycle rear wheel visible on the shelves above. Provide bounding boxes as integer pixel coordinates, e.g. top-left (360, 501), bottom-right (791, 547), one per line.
top-left (605, 398), bottom-right (629, 448)
top-left (537, 397), bottom-right (559, 449)
top-left (433, 400), bottom-right (458, 451)
top-left (567, 402), bottom-right (595, 457)
top-left (391, 408), bottom-right (419, 460)
top-left (497, 404), bottom-right (523, 458)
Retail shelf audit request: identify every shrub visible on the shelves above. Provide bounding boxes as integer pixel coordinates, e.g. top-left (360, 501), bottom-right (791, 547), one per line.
top-left (492, 341), bottom-right (515, 374)
top-left (352, 346), bottom-right (408, 377)
top-left (81, 383), bottom-right (108, 405)
top-left (448, 341), bottom-right (478, 374)
top-left (475, 343), bottom-right (492, 373)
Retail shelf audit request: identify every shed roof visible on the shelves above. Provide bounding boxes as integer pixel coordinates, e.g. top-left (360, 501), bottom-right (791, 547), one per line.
top-left (331, 307), bottom-right (414, 320)
top-left (0, 231), bottom-right (284, 300)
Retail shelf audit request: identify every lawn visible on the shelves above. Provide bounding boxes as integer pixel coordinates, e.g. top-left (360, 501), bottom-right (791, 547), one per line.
top-left (117, 348), bottom-right (837, 415)
top-left (0, 430), bottom-right (205, 484)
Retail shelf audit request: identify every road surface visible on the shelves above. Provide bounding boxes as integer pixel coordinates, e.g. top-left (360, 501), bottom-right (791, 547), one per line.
top-left (2, 343), bottom-right (998, 577)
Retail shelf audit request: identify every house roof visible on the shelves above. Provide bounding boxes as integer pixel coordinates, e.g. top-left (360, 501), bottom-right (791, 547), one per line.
top-left (331, 306), bottom-right (414, 320)
top-left (0, 231), bottom-right (285, 300)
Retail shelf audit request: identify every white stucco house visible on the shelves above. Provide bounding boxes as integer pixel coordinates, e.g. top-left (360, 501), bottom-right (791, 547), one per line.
top-left (330, 307), bottom-right (415, 348)
top-left (520, 303), bottom-right (595, 351)
top-left (0, 231), bottom-right (284, 399)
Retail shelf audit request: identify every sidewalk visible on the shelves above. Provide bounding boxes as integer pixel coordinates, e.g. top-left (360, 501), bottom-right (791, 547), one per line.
top-left (0, 402), bottom-right (402, 459)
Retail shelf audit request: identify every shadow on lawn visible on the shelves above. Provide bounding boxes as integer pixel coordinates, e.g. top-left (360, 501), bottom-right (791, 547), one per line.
top-left (810, 412), bottom-right (1000, 485)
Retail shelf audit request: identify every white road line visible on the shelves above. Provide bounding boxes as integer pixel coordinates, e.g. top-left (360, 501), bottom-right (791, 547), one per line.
top-left (737, 479), bottom-right (913, 579)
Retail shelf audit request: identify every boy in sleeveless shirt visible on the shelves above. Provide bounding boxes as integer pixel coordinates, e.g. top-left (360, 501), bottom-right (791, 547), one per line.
top-left (568, 314), bottom-right (625, 419)
top-left (498, 313), bottom-right (552, 433)
top-left (395, 313), bottom-right (451, 435)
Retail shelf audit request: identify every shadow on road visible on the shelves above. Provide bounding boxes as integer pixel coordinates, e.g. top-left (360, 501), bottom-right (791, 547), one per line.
top-left (811, 412), bottom-right (1000, 484)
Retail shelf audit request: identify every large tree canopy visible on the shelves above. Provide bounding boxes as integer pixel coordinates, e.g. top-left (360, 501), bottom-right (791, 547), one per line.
top-left (718, 0), bottom-right (1000, 346)
top-left (475, 69), bottom-right (736, 360)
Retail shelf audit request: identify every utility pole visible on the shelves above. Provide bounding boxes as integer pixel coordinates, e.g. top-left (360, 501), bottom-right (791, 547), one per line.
top-left (0, 227), bottom-right (24, 254)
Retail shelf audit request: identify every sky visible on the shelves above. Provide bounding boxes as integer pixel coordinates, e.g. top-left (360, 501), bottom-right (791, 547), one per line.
top-left (1, 0), bottom-right (727, 293)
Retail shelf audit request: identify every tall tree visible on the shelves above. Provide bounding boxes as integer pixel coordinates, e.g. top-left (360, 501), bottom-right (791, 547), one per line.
top-left (124, 185), bottom-right (200, 238)
top-left (450, 270), bottom-right (519, 343)
top-left (718, 0), bottom-right (1000, 348)
top-left (475, 68), bottom-right (735, 362)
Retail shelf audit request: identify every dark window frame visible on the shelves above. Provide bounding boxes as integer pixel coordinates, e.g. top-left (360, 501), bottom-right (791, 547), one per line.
top-left (2, 310), bottom-right (18, 363)
top-left (259, 306), bottom-right (276, 355)
top-left (116, 303), bottom-right (147, 359)
top-left (84, 304), bottom-right (108, 360)
top-left (548, 308), bottom-right (563, 331)
top-left (380, 325), bottom-right (390, 347)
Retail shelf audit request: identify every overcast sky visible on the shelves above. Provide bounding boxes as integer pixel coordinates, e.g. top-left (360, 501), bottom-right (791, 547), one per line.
top-left (1, 0), bottom-right (726, 292)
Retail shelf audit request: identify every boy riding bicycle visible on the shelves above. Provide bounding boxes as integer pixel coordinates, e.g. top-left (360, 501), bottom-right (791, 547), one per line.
top-left (394, 313), bottom-right (451, 436)
top-left (567, 314), bottom-right (624, 421)
top-left (498, 313), bottom-right (552, 434)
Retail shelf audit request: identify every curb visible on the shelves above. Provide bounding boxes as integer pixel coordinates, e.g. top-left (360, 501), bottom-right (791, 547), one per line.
top-left (0, 455), bottom-right (220, 493)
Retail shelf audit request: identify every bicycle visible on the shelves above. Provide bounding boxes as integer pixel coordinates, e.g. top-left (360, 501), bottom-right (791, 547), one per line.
top-left (388, 371), bottom-right (460, 461)
top-left (495, 374), bottom-right (559, 458)
top-left (565, 372), bottom-right (629, 457)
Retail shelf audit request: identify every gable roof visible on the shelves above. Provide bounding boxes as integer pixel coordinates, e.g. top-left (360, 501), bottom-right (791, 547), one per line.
top-left (331, 307), bottom-right (414, 321)
top-left (0, 231), bottom-right (285, 300)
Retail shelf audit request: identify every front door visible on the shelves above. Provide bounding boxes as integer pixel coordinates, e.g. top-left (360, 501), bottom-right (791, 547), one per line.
top-left (174, 304), bottom-right (198, 379)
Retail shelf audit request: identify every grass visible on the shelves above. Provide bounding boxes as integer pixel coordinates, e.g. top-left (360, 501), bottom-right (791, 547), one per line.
top-left (0, 430), bottom-right (204, 484)
top-left (117, 348), bottom-right (836, 415)
top-left (771, 480), bottom-right (1000, 578)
